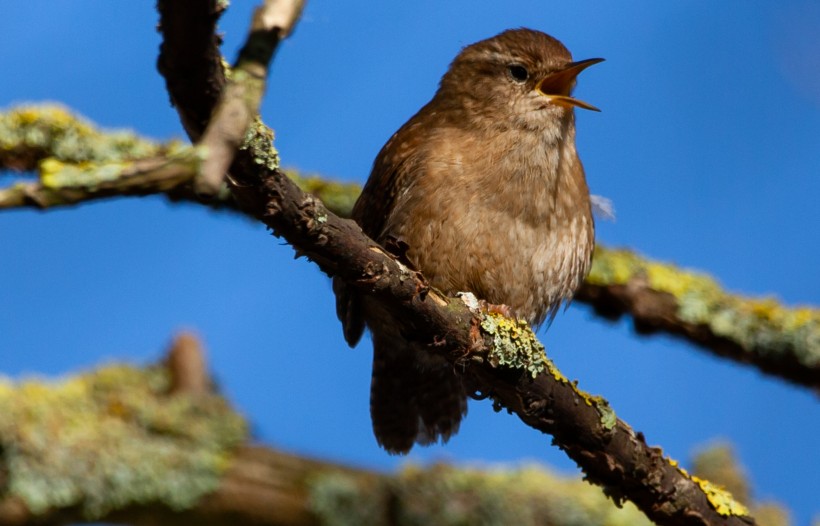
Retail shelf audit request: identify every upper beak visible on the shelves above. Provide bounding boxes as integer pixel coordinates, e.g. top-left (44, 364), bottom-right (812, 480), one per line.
top-left (536, 57), bottom-right (605, 112)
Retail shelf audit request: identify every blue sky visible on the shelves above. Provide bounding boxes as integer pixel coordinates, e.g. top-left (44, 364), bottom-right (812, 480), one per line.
top-left (1, 1), bottom-right (819, 523)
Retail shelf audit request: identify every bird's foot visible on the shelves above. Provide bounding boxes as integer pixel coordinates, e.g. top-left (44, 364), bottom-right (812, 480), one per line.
top-left (457, 292), bottom-right (515, 319)
top-left (479, 300), bottom-right (515, 319)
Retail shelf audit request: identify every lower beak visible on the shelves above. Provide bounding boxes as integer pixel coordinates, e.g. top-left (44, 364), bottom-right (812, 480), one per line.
top-left (536, 57), bottom-right (604, 112)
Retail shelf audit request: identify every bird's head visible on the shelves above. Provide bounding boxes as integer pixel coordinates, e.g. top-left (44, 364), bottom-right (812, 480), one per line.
top-left (438, 28), bottom-right (603, 130)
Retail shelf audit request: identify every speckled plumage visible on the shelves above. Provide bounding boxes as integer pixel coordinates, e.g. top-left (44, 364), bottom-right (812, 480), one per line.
top-left (334, 29), bottom-right (598, 454)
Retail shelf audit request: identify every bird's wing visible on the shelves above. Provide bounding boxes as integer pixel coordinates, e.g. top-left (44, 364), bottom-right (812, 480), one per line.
top-left (334, 114), bottom-right (430, 347)
top-left (353, 118), bottom-right (428, 241)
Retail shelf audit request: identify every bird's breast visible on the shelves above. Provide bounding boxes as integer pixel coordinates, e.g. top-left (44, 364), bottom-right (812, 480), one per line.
top-left (385, 134), bottom-right (593, 325)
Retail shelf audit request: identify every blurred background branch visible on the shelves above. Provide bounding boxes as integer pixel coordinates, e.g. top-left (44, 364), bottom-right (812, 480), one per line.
top-left (0, 333), bottom-right (792, 526)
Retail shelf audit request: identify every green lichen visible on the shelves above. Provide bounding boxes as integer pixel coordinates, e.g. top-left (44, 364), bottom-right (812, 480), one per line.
top-left (37, 145), bottom-right (199, 189)
top-left (0, 363), bottom-right (247, 519)
top-left (309, 463), bottom-right (653, 526)
top-left (586, 247), bottom-right (642, 287)
top-left (478, 312), bottom-right (616, 429)
top-left (589, 246), bottom-right (820, 371)
top-left (0, 104), bottom-right (176, 170)
top-left (480, 312), bottom-right (550, 379)
top-left (284, 168), bottom-right (360, 219)
top-left (581, 394), bottom-right (617, 431)
top-left (239, 116), bottom-right (279, 172)
top-left (40, 158), bottom-right (131, 188)
top-left (309, 472), bottom-right (387, 526)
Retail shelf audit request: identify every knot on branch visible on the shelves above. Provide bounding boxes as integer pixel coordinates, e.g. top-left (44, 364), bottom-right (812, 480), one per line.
top-left (166, 331), bottom-right (211, 396)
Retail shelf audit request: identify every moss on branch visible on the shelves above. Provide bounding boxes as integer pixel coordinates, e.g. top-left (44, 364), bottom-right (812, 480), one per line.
top-left (0, 344), bottom-right (785, 526)
top-left (0, 362), bottom-right (247, 519)
top-left (0, 104), bottom-right (173, 171)
top-left (584, 247), bottom-right (820, 388)
top-left (284, 168), bottom-right (360, 219)
top-left (309, 463), bottom-right (654, 526)
top-left (588, 247), bottom-right (820, 354)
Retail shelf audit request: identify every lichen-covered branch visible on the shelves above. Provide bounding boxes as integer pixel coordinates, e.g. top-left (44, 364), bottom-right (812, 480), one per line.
top-left (579, 247), bottom-right (820, 390)
top-left (0, 335), bottom-right (785, 526)
top-left (311, 443), bottom-right (787, 526)
top-left (0, 332), bottom-right (316, 526)
top-left (194, 0), bottom-right (305, 194)
top-left (0, 105), bottom-right (359, 217)
top-left (0, 104), bottom-right (238, 213)
top-left (0, 334), bottom-right (248, 524)
top-left (0, 104), bottom-right (172, 171)
top-left (0, 353), bottom-right (650, 526)
top-left (0, 146), bottom-right (203, 209)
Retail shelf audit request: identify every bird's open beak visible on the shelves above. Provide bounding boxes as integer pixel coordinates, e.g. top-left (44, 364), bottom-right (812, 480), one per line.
top-left (536, 57), bottom-right (605, 112)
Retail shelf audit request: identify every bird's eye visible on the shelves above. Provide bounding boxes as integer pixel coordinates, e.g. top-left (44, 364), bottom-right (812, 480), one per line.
top-left (507, 64), bottom-right (529, 83)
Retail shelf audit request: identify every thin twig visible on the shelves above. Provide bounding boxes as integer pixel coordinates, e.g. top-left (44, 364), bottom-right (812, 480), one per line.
top-left (195, 0), bottom-right (305, 195)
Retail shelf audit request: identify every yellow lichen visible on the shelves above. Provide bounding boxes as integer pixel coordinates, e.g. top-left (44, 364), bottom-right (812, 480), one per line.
top-left (40, 158), bottom-right (128, 188)
top-left (692, 476), bottom-right (750, 517)
top-left (239, 117), bottom-right (279, 172)
top-left (586, 247), bottom-right (639, 286)
top-left (645, 262), bottom-right (717, 300)
top-left (478, 312), bottom-right (615, 429)
top-left (669, 451), bottom-right (751, 518)
top-left (669, 458), bottom-right (687, 474)
top-left (1, 104), bottom-right (166, 167)
top-left (588, 246), bottom-right (820, 371)
top-left (0, 363), bottom-right (247, 518)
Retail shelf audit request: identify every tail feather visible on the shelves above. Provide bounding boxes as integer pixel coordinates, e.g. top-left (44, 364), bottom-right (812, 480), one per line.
top-left (370, 335), bottom-right (467, 454)
top-left (370, 336), bottom-right (419, 453)
top-left (416, 367), bottom-right (467, 445)
top-left (333, 277), bottom-right (365, 347)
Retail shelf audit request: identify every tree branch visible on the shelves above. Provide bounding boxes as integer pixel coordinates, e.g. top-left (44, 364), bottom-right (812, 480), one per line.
top-left (0, 335), bottom-right (784, 526)
top-left (579, 247), bottom-right (820, 391)
top-left (0, 333), bottom-right (248, 525)
top-left (0, 148), bottom-right (201, 208)
top-left (156, 0), bottom-right (228, 143)
top-left (194, 0), bottom-right (305, 195)
top-left (153, 3), bottom-right (755, 525)
top-left (0, 105), bottom-right (363, 217)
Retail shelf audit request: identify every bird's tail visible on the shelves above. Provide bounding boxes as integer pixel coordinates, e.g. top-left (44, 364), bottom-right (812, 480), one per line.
top-left (370, 335), bottom-right (467, 454)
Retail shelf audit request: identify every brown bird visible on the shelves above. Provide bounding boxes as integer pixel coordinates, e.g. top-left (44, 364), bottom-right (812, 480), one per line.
top-left (334, 28), bottom-right (602, 454)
